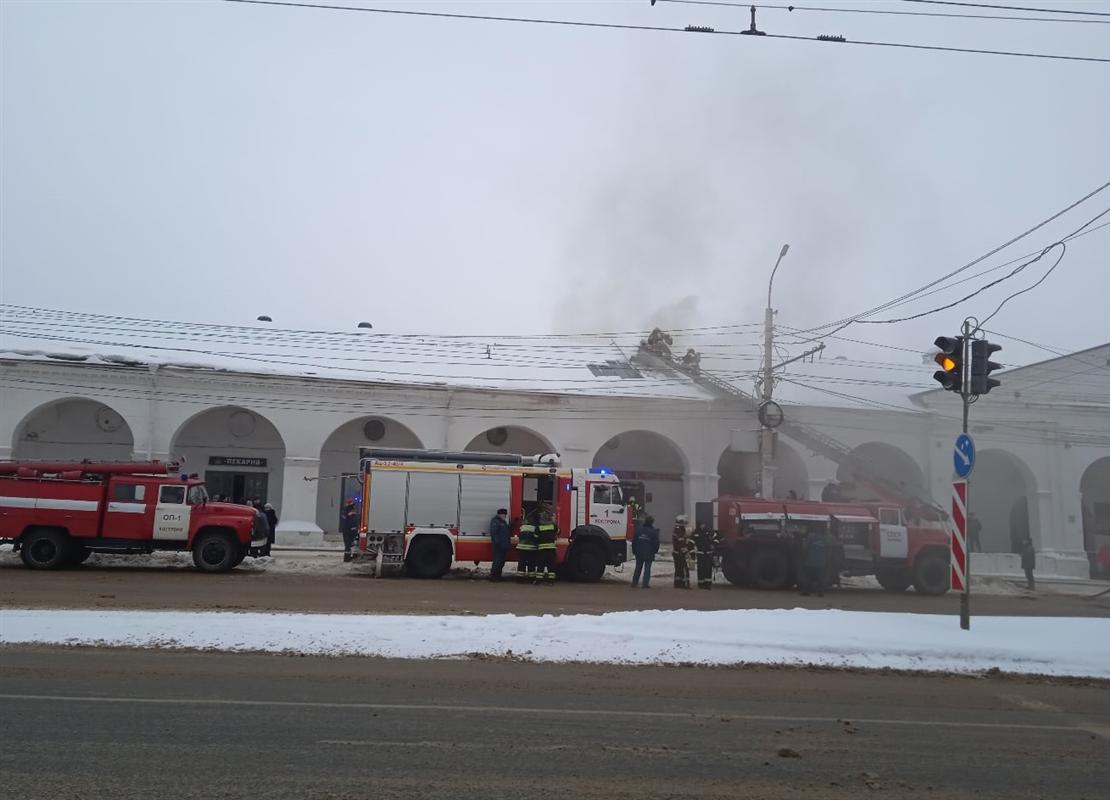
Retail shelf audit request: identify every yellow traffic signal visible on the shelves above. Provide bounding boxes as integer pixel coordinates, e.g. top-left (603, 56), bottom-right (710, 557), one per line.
top-left (933, 336), bottom-right (964, 393)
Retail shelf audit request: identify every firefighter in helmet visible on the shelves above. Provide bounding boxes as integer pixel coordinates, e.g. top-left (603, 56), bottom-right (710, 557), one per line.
top-left (516, 511), bottom-right (539, 583)
top-left (672, 514), bottom-right (692, 589)
top-left (690, 521), bottom-right (720, 589)
top-left (536, 505), bottom-right (558, 585)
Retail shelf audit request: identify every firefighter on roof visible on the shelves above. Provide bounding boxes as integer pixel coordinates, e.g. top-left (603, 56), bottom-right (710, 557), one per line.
top-left (516, 513), bottom-right (539, 583)
top-left (536, 507), bottom-right (558, 584)
top-left (691, 522), bottom-right (720, 590)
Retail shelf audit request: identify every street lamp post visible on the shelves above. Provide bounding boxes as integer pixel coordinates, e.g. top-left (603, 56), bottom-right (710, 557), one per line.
top-left (760, 244), bottom-right (789, 498)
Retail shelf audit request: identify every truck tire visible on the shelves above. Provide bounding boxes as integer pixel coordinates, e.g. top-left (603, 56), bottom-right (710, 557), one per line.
top-left (565, 541), bottom-right (606, 583)
top-left (876, 566), bottom-right (910, 593)
top-left (749, 547), bottom-right (792, 590)
top-left (721, 554), bottom-right (748, 587)
top-left (192, 531), bottom-right (238, 573)
top-left (19, 528), bottom-right (71, 570)
top-left (912, 550), bottom-right (950, 596)
top-left (405, 536), bottom-right (452, 579)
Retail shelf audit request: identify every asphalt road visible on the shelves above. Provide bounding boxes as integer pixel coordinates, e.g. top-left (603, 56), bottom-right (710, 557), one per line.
top-left (1, 647), bottom-right (1107, 799)
top-left (2, 559), bottom-right (1108, 617)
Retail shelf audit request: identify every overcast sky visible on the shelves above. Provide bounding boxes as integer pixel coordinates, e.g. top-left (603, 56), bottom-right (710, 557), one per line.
top-left (2, 0), bottom-right (1108, 375)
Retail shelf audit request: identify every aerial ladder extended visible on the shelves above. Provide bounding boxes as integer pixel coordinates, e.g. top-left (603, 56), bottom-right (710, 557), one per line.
top-left (636, 332), bottom-right (943, 516)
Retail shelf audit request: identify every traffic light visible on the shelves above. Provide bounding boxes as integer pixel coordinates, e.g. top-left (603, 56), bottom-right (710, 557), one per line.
top-left (933, 336), bottom-right (964, 393)
top-left (970, 339), bottom-right (1002, 395)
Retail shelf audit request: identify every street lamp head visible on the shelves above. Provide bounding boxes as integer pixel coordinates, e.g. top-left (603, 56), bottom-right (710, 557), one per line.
top-left (779, 243), bottom-right (790, 259)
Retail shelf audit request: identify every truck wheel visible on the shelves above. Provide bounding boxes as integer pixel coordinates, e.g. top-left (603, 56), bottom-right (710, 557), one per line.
top-left (405, 536), bottom-right (452, 579)
top-left (876, 566), bottom-right (910, 593)
top-left (721, 554), bottom-right (748, 587)
top-left (912, 551), bottom-right (950, 595)
top-left (192, 531), bottom-right (238, 573)
top-left (565, 541), bottom-right (606, 583)
top-left (20, 528), bottom-right (71, 570)
top-left (749, 547), bottom-right (792, 590)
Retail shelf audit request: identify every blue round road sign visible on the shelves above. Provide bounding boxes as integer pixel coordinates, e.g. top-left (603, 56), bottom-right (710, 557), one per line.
top-left (954, 433), bottom-right (975, 479)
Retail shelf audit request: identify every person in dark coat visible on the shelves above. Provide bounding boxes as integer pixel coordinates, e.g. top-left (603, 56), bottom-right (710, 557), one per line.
top-left (967, 512), bottom-right (983, 553)
top-left (1021, 536), bottom-right (1036, 590)
top-left (488, 508), bottom-right (512, 582)
top-left (671, 515), bottom-right (691, 589)
top-left (341, 499), bottom-right (359, 563)
top-left (798, 529), bottom-right (828, 597)
top-left (263, 503), bottom-right (278, 548)
top-left (631, 515), bottom-right (660, 588)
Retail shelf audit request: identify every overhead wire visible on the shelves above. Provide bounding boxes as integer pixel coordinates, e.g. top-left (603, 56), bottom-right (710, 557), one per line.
top-left (222, 0), bottom-right (1110, 63)
top-left (660, 0), bottom-right (1110, 23)
top-left (781, 183), bottom-right (1110, 337)
top-left (900, 1), bottom-right (1110, 18)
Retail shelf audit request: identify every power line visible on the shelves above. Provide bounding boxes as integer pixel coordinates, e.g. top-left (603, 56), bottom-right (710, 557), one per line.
top-left (785, 182), bottom-right (1110, 336)
top-left (222, 0), bottom-right (1110, 63)
top-left (900, 1), bottom-right (1110, 18)
top-left (660, 0), bottom-right (1110, 24)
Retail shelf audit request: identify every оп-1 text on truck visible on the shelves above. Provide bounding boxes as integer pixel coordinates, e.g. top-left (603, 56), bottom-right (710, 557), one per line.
top-left (0, 461), bottom-right (269, 571)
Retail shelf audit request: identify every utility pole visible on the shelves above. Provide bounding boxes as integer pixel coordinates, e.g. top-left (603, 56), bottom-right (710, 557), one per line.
top-left (760, 244), bottom-right (790, 498)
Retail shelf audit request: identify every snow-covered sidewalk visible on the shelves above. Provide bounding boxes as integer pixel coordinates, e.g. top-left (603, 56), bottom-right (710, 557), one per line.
top-left (2, 607), bottom-right (1107, 678)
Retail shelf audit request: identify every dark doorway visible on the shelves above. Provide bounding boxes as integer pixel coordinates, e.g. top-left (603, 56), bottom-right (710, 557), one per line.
top-left (205, 470), bottom-right (268, 505)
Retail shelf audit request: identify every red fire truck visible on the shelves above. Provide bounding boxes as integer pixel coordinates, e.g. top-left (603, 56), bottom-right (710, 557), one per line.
top-left (357, 448), bottom-right (632, 581)
top-left (698, 496), bottom-right (952, 595)
top-left (0, 461), bottom-right (269, 572)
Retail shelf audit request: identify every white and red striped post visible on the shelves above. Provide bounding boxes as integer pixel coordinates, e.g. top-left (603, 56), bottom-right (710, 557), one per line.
top-left (951, 479), bottom-right (970, 629)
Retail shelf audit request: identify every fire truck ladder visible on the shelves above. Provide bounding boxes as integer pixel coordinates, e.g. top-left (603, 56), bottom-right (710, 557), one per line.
top-left (639, 344), bottom-right (942, 513)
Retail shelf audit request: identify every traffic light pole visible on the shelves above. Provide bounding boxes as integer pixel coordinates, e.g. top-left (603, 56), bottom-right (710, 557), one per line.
top-left (959, 317), bottom-right (974, 631)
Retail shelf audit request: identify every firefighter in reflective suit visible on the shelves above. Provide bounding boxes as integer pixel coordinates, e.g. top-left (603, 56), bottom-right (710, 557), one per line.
top-left (691, 522), bottom-right (720, 590)
top-left (516, 515), bottom-right (539, 582)
top-left (536, 508), bottom-right (558, 585)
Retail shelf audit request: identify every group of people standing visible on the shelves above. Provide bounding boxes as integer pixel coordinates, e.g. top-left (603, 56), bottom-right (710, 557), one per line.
top-left (488, 507), bottom-right (558, 583)
top-left (630, 514), bottom-right (719, 589)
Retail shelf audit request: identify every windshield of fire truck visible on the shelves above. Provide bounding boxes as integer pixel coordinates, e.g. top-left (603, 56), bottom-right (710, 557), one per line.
top-left (187, 484), bottom-right (209, 505)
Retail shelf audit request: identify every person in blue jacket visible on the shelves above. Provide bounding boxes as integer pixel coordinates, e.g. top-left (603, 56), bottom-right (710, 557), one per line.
top-left (631, 515), bottom-right (660, 589)
top-left (488, 508), bottom-right (512, 582)
top-left (798, 528), bottom-right (828, 597)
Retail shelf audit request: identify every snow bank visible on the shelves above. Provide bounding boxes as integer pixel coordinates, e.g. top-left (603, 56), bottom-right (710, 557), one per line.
top-left (2, 608), bottom-right (1106, 678)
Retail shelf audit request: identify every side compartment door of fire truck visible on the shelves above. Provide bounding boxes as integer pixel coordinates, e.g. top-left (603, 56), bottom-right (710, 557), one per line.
top-left (457, 473), bottom-right (512, 562)
top-left (104, 479), bottom-right (155, 540)
top-left (153, 484), bottom-right (190, 542)
top-left (877, 506), bottom-right (908, 559)
top-left (586, 480), bottom-right (625, 538)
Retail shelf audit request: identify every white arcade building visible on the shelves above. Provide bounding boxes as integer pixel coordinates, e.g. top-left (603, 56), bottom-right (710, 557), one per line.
top-left (2, 336), bottom-right (1107, 580)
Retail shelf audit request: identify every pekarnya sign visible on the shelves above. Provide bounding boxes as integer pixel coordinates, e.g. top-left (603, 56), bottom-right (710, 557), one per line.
top-left (208, 456), bottom-right (268, 468)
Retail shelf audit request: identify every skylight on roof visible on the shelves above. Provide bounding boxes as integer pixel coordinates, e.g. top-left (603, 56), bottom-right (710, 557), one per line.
top-left (588, 360), bottom-right (643, 379)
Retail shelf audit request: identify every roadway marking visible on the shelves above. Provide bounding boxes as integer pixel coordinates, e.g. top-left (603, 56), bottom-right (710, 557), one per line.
top-left (0, 693), bottom-right (1098, 734)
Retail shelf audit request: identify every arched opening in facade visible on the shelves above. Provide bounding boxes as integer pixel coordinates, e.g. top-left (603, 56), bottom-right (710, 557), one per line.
top-left (463, 426), bottom-right (553, 457)
top-left (169, 406), bottom-right (286, 509)
top-left (12, 398), bottom-right (135, 462)
top-left (1080, 456), bottom-right (1110, 559)
top-left (593, 430), bottom-right (687, 529)
top-left (717, 438), bottom-right (808, 499)
top-left (834, 442), bottom-right (926, 503)
top-left (318, 417), bottom-right (424, 533)
top-left (970, 449), bottom-right (1038, 554)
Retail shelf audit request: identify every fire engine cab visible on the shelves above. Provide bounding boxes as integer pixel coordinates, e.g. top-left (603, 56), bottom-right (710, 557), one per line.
top-left (697, 495), bottom-right (951, 595)
top-left (357, 448), bottom-right (632, 581)
top-left (0, 461), bottom-right (269, 572)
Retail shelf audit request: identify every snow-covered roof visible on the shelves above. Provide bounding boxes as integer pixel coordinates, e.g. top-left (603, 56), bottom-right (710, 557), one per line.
top-left (0, 332), bottom-right (721, 402)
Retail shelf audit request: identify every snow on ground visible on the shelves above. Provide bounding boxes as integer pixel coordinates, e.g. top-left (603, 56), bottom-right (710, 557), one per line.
top-left (2, 607), bottom-right (1107, 678)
